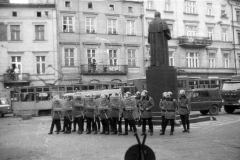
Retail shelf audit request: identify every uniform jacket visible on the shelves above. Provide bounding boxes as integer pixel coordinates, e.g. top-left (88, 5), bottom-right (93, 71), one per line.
top-left (51, 99), bottom-right (62, 119)
top-left (96, 97), bottom-right (110, 120)
top-left (178, 96), bottom-right (190, 115)
top-left (62, 100), bottom-right (73, 117)
top-left (109, 96), bottom-right (123, 118)
top-left (72, 96), bottom-right (85, 117)
top-left (159, 98), bottom-right (167, 116)
top-left (84, 97), bottom-right (97, 118)
top-left (122, 97), bottom-right (139, 120)
top-left (165, 99), bottom-right (178, 119)
top-left (139, 96), bottom-right (155, 119)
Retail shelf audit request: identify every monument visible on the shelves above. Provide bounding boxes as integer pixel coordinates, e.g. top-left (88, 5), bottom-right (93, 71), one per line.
top-left (146, 11), bottom-right (177, 112)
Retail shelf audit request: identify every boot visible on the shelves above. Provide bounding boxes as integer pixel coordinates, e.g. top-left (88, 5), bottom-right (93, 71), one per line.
top-left (72, 129), bottom-right (76, 132)
top-left (123, 132), bottom-right (128, 135)
top-left (86, 131), bottom-right (91, 134)
top-left (141, 132), bottom-right (146, 136)
top-left (170, 132), bottom-right (173, 135)
top-left (105, 131), bottom-right (109, 135)
top-left (111, 131), bottom-right (117, 135)
top-left (48, 132), bottom-right (53, 135)
top-left (118, 132), bottom-right (122, 135)
top-left (150, 132), bottom-right (153, 136)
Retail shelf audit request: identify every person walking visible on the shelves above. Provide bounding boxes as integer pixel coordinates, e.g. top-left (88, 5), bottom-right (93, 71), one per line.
top-left (139, 90), bottom-right (154, 136)
top-left (160, 92), bottom-right (178, 135)
top-left (178, 90), bottom-right (190, 133)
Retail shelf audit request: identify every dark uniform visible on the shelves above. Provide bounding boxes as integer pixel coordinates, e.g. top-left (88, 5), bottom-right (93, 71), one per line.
top-left (139, 92), bottom-right (154, 135)
top-left (72, 95), bottom-right (85, 134)
top-left (97, 95), bottom-right (110, 135)
top-left (48, 98), bottom-right (62, 134)
top-left (122, 96), bottom-right (138, 135)
top-left (62, 98), bottom-right (73, 134)
top-left (109, 95), bottom-right (123, 135)
top-left (159, 93), bottom-right (167, 132)
top-left (85, 96), bottom-right (97, 134)
top-left (178, 93), bottom-right (190, 132)
top-left (160, 94), bottom-right (178, 135)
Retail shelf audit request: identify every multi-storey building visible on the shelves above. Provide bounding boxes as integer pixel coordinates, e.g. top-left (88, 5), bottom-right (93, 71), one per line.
top-left (144, 0), bottom-right (240, 89)
top-left (56, 0), bottom-right (145, 85)
top-left (0, 1), bottom-right (57, 90)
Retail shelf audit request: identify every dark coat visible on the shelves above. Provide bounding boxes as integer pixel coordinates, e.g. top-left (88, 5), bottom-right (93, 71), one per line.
top-left (178, 96), bottom-right (190, 115)
top-left (148, 17), bottom-right (171, 66)
top-left (139, 96), bottom-right (155, 119)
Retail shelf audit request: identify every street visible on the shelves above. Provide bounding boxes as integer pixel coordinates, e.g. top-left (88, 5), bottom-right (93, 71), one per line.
top-left (0, 110), bottom-right (240, 160)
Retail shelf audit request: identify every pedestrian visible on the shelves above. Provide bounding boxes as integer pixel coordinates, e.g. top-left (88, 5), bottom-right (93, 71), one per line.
top-left (135, 91), bottom-right (142, 127)
top-left (159, 92), bottom-right (168, 132)
top-left (160, 92), bottom-right (178, 135)
top-left (178, 90), bottom-right (190, 133)
top-left (109, 93), bottom-right (123, 135)
top-left (48, 95), bottom-right (61, 135)
top-left (97, 94), bottom-right (110, 135)
top-left (122, 92), bottom-right (138, 135)
top-left (139, 90), bottom-right (154, 136)
top-left (85, 94), bottom-right (97, 134)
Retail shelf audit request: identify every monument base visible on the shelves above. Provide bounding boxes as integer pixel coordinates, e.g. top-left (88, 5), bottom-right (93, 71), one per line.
top-left (146, 66), bottom-right (178, 112)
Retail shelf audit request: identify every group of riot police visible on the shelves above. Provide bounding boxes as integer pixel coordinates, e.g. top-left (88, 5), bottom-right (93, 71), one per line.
top-left (48, 89), bottom-right (190, 136)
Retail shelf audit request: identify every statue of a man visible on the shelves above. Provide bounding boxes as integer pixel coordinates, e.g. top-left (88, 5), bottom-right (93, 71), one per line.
top-left (148, 11), bottom-right (171, 66)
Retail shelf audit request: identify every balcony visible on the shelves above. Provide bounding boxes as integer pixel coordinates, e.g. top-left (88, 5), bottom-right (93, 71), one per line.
top-left (81, 65), bottom-right (128, 75)
top-left (3, 73), bottom-right (30, 83)
top-left (176, 68), bottom-right (235, 75)
top-left (178, 36), bottom-right (212, 48)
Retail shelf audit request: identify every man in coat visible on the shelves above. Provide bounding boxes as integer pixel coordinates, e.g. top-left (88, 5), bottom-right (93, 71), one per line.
top-left (178, 90), bottom-right (190, 133)
top-left (139, 90), bottom-right (155, 136)
top-left (85, 94), bottom-right (97, 134)
top-left (159, 92), bottom-right (167, 132)
top-left (148, 11), bottom-right (171, 66)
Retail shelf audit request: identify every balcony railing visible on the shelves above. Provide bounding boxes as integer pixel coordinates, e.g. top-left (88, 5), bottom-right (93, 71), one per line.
top-left (178, 36), bottom-right (212, 47)
top-left (3, 73), bottom-right (30, 83)
top-left (176, 67), bottom-right (235, 75)
top-left (81, 65), bottom-right (128, 75)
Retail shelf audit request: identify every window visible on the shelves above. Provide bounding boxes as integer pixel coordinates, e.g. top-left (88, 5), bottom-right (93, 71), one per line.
top-left (127, 20), bottom-right (135, 35)
top-left (65, 1), bottom-right (70, 7)
top-left (186, 25), bottom-right (197, 37)
top-left (223, 53), bottom-right (229, 68)
top-left (186, 52), bottom-right (198, 68)
top-left (221, 5), bottom-right (226, 17)
top-left (128, 49), bottom-right (136, 67)
top-left (128, 7), bottom-right (133, 12)
top-left (207, 3), bottom-right (212, 16)
top-left (10, 25), bottom-right (20, 41)
top-left (222, 28), bottom-right (228, 41)
top-left (11, 56), bottom-right (22, 73)
top-left (108, 19), bottom-right (117, 34)
top-left (237, 11), bottom-right (240, 22)
top-left (165, 0), bottom-right (172, 11)
top-left (109, 49), bottom-right (117, 66)
top-left (36, 56), bottom-right (46, 74)
top-left (168, 24), bottom-right (173, 37)
top-left (63, 16), bottom-right (74, 32)
top-left (209, 53), bottom-right (215, 68)
top-left (109, 5), bottom-right (114, 11)
top-left (169, 51), bottom-right (174, 66)
top-left (207, 27), bottom-right (214, 40)
top-left (35, 25), bottom-right (45, 41)
top-left (87, 49), bottom-right (96, 65)
top-left (12, 11), bottom-right (17, 17)
top-left (147, 1), bottom-right (154, 9)
top-left (37, 12), bottom-right (42, 17)
top-left (88, 2), bottom-right (92, 9)
top-left (86, 17), bottom-right (96, 33)
top-left (65, 48), bottom-right (74, 66)
top-left (238, 32), bottom-right (240, 44)
top-left (185, 0), bottom-right (196, 14)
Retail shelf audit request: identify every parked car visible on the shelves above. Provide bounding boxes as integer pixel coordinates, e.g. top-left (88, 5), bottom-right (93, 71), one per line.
top-left (186, 88), bottom-right (222, 115)
top-left (0, 97), bottom-right (11, 117)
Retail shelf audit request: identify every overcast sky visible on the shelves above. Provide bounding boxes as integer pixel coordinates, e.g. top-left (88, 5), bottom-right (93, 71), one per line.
top-left (10, 0), bottom-right (28, 3)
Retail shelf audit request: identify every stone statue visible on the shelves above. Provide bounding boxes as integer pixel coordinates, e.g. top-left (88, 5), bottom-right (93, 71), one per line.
top-left (148, 11), bottom-right (171, 66)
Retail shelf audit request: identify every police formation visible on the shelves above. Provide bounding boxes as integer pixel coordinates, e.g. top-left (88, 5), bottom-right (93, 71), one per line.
top-left (48, 90), bottom-right (190, 136)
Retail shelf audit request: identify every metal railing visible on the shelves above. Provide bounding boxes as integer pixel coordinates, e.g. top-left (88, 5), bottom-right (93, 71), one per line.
top-left (3, 73), bottom-right (30, 82)
top-left (178, 36), bottom-right (212, 46)
top-left (81, 64), bottom-right (128, 75)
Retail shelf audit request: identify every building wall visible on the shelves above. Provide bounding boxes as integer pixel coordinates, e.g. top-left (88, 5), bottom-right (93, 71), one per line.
top-left (0, 4), bottom-right (57, 90)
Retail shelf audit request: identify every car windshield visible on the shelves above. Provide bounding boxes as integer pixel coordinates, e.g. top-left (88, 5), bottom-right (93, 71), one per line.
top-left (222, 82), bottom-right (240, 91)
top-left (0, 99), bottom-right (8, 105)
top-left (185, 91), bottom-right (192, 99)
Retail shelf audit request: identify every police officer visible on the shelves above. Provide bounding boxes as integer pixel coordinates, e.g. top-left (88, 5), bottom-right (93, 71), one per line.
top-left (159, 92), bottom-right (167, 132)
top-left (135, 91), bottom-right (142, 127)
top-left (178, 90), bottom-right (190, 133)
top-left (160, 92), bottom-right (178, 135)
top-left (72, 95), bottom-right (85, 134)
top-left (62, 96), bottom-right (73, 134)
top-left (139, 90), bottom-right (154, 136)
top-left (122, 92), bottom-right (137, 135)
top-left (48, 95), bottom-right (61, 135)
top-left (85, 94), bottom-right (98, 134)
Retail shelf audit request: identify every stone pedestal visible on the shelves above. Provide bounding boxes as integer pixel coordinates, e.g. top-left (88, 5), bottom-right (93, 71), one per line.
top-left (146, 66), bottom-right (177, 112)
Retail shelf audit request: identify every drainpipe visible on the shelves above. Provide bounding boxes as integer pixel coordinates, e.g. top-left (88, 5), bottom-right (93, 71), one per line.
top-left (140, 1), bottom-right (145, 77)
top-left (228, 0), bottom-right (237, 75)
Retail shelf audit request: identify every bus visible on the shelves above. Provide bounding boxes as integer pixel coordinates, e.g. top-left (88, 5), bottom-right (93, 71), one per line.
top-left (10, 82), bottom-right (129, 116)
top-left (127, 76), bottom-right (230, 94)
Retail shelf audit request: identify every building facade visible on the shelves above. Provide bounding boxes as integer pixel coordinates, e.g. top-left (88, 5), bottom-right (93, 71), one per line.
top-left (0, 2), bottom-right (57, 91)
top-left (144, 0), bottom-right (240, 88)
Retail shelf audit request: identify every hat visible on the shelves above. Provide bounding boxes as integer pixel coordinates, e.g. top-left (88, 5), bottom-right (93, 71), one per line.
top-left (162, 92), bottom-right (168, 98)
top-left (167, 91), bottom-right (172, 97)
top-left (141, 90), bottom-right (148, 96)
top-left (135, 91), bottom-right (140, 96)
top-left (179, 90), bottom-right (185, 95)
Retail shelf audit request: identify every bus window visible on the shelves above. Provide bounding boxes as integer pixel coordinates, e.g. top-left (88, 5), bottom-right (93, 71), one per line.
top-left (21, 93), bottom-right (35, 102)
top-left (36, 88), bottom-right (42, 92)
top-left (74, 86), bottom-right (80, 92)
top-left (103, 84), bottom-right (109, 89)
top-left (12, 93), bottom-right (19, 101)
top-left (81, 85), bottom-right (88, 91)
top-left (21, 88), bottom-right (27, 93)
top-left (28, 88), bottom-right (34, 92)
top-left (59, 87), bottom-right (65, 91)
top-left (189, 80), bottom-right (199, 89)
top-left (210, 80), bottom-right (219, 88)
top-left (51, 87), bottom-right (58, 92)
top-left (178, 80), bottom-right (186, 88)
top-left (36, 92), bottom-right (50, 101)
top-left (67, 86), bottom-right (74, 93)
top-left (43, 88), bottom-right (50, 92)
top-left (142, 82), bottom-right (147, 90)
top-left (96, 85), bottom-right (102, 90)
top-left (89, 85), bottom-right (94, 90)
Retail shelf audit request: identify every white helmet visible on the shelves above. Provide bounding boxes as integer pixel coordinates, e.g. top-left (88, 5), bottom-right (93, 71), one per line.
top-left (162, 92), bottom-right (168, 98)
top-left (125, 92), bottom-right (131, 98)
top-left (167, 91), bottom-right (172, 97)
top-left (179, 90), bottom-right (185, 96)
top-left (141, 90), bottom-right (148, 96)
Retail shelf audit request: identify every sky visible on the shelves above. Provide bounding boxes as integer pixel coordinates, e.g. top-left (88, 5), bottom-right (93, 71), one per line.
top-left (10, 0), bottom-right (28, 3)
